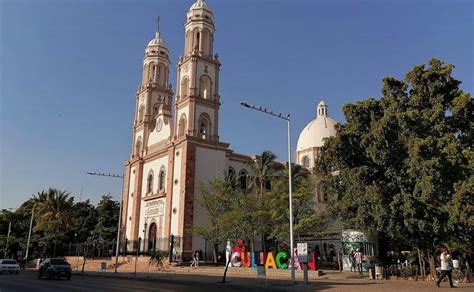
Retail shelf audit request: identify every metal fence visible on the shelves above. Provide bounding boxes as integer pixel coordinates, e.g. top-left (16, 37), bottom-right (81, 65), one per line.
top-left (29, 236), bottom-right (184, 261)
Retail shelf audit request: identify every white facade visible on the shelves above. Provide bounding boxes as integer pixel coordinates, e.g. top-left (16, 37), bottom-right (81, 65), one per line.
top-left (121, 0), bottom-right (252, 257)
top-left (122, 0), bottom-right (336, 258)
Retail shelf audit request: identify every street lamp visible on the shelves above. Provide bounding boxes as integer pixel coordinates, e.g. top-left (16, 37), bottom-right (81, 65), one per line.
top-left (239, 101), bottom-right (295, 283)
top-left (86, 171), bottom-right (124, 273)
top-left (3, 208), bottom-right (16, 258)
top-left (25, 206), bottom-right (34, 261)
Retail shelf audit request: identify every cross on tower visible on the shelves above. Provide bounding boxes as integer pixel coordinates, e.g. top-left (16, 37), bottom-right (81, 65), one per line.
top-left (156, 16), bottom-right (160, 32)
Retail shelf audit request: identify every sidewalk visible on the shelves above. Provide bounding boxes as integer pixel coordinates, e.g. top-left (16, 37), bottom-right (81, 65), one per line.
top-left (71, 268), bottom-right (474, 292)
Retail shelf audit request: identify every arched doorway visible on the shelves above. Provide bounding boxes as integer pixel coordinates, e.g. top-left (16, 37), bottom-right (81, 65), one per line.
top-left (148, 223), bottom-right (157, 251)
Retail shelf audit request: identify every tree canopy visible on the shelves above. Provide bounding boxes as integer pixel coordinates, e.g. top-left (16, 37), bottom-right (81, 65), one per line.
top-left (317, 59), bottom-right (473, 253)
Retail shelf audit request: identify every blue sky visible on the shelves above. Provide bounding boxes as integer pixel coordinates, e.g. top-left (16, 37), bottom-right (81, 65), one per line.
top-left (1, 0), bottom-right (472, 209)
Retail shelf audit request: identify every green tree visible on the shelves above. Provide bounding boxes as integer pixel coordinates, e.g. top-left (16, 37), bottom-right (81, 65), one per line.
top-left (31, 188), bottom-right (75, 257)
top-left (268, 166), bottom-right (329, 250)
top-left (70, 200), bottom-right (97, 243)
top-left (317, 59), bottom-right (473, 278)
top-left (250, 150), bottom-right (277, 198)
top-left (93, 194), bottom-right (119, 255)
top-left (194, 179), bottom-right (237, 265)
top-left (249, 151), bottom-right (278, 251)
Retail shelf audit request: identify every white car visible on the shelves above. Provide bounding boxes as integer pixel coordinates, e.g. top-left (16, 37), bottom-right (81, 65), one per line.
top-left (0, 259), bottom-right (20, 274)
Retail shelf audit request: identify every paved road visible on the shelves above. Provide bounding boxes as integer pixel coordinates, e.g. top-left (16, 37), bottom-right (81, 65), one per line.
top-left (1, 270), bottom-right (473, 291)
top-left (0, 270), bottom-right (292, 292)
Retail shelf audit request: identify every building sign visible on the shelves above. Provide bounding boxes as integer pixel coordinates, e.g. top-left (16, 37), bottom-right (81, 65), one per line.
top-left (145, 200), bottom-right (164, 216)
top-left (229, 250), bottom-right (318, 271)
top-left (297, 243), bottom-right (308, 263)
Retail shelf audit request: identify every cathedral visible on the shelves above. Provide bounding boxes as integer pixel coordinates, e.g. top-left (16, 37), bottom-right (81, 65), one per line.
top-left (120, 0), bottom-right (337, 257)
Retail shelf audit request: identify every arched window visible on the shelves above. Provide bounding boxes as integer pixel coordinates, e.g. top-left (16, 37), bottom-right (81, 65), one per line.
top-left (185, 30), bottom-right (192, 53)
top-left (228, 167), bottom-right (235, 179)
top-left (239, 169), bottom-right (248, 190)
top-left (135, 137), bottom-right (142, 156)
top-left (150, 63), bottom-right (156, 82)
top-left (178, 114), bottom-right (187, 137)
top-left (199, 75), bottom-right (212, 99)
top-left (180, 77), bottom-right (189, 97)
top-left (198, 113), bottom-right (211, 140)
top-left (158, 63), bottom-right (165, 86)
top-left (193, 28), bottom-right (200, 52)
top-left (146, 171), bottom-right (154, 194)
top-left (159, 169), bottom-right (166, 191)
top-left (302, 156), bottom-right (310, 168)
top-left (138, 104), bottom-right (145, 122)
top-left (201, 29), bottom-right (210, 56)
top-left (265, 180), bottom-right (272, 191)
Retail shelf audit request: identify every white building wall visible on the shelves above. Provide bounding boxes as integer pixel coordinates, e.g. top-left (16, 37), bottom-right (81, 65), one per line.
top-left (147, 116), bottom-right (172, 146)
top-left (138, 156), bottom-right (169, 240)
top-left (125, 166), bottom-right (136, 240)
top-left (192, 146), bottom-right (227, 251)
top-left (170, 148), bottom-right (182, 236)
top-left (141, 156), bottom-right (169, 196)
top-left (196, 62), bottom-right (216, 81)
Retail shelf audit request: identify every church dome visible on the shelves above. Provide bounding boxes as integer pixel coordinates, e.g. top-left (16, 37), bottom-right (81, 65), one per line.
top-left (189, 0), bottom-right (211, 11)
top-left (147, 32), bottom-right (167, 48)
top-left (296, 100), bottom-right (337, 151)
top-left (145, 32), bottom-right (169, 56)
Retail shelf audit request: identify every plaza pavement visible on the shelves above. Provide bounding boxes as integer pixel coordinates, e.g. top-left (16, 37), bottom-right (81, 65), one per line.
top-left (69, 266), bottom-right (474, 291)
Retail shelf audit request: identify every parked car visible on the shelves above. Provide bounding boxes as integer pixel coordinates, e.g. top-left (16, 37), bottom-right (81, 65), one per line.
top-left (38, 258), bottom-right (71, 280)
top-left (0, 259), bottom-right (20, 274)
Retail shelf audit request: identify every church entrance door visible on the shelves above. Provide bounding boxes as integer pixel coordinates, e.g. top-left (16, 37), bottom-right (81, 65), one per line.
top-left (148, 223), bottom-right (157, 251)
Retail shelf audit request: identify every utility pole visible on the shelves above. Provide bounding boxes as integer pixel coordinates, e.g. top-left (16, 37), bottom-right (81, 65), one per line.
top-left (239, 101), bottom-right (295, 283)
top-left (4, 221), bottom-right (11, 258)
top-left (86, 171), bottom-right (124, 273)
top-left (25, 207), bottom-right (34, 260)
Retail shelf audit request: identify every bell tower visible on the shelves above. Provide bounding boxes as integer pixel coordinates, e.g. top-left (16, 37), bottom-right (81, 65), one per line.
top-left (124, 21), bottom-right (174, 242)
top-left (175, 0), bottom-right (221, 142)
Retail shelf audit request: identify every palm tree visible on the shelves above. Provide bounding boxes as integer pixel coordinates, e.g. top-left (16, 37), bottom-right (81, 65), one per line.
top-left (250, 150), bottom-right (278, 198)
top-left (249, 151), bottom-right (278, 252)
top-left (33, 188), bottom-right (74, 256)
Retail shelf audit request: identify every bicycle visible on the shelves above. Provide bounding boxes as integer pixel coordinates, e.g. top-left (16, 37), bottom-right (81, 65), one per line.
top-left (452, 267), bottom-right (464, 284)
top-left (400, 260), bottom-right (418, 281)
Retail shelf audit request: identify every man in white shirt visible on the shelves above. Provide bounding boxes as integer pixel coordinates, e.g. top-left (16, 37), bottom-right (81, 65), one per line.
top-left (436, 248), bottom-right (455, 288)
top-left (354, 248), bottom-right (363, 275)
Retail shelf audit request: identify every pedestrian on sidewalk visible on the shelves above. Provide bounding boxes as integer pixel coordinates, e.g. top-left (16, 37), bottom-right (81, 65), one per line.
top-left (350, 249), bottom-right (356, 272)
top-left (190, 251), bottom-right (199, 268)
top-left (354, 248), bottom-right (363, 275)
top-left (195, 250), bottom-right (200, 267)
top-left (436, 248), bottom-right (455, 288)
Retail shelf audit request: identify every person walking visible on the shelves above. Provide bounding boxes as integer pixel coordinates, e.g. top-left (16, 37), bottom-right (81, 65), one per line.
top-left (350, 249), bottom-right (356, 272)
top-left (190, 251), bottom-right (197, 268)
top-left (354, 248), bottom-right (363, 275)
top-left (436, 248), bottom-right (455, 288)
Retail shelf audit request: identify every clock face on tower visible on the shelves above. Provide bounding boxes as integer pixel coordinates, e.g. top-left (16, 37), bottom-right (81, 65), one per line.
top-left (156, 118), bottom-right (163, 132)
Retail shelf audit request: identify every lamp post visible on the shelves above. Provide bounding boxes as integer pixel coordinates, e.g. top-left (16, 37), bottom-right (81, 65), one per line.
top-left (86, 171), bottom-right (124, 273)
top-left (3, 208), bottom-right (16, 258)
top-left (25, 206), bottom-right (34, 261)
top-left (239, 101), bottom-right (295, 283)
